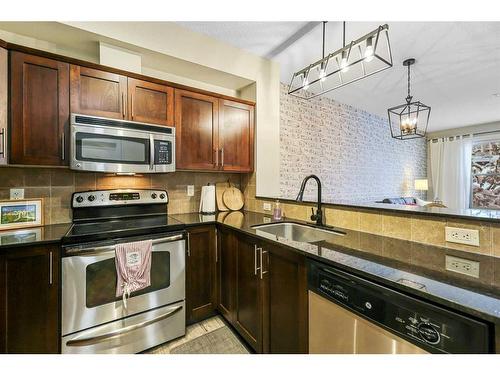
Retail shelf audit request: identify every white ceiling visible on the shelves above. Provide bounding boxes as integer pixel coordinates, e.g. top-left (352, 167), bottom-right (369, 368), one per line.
top-left (177, 21), bottom-right (500, 132)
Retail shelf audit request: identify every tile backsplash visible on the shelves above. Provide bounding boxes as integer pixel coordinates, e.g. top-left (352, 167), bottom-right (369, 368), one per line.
top-left (0, 167), bottom-right (242, 224)
top-left (242, 172), bottom-right (500, 258)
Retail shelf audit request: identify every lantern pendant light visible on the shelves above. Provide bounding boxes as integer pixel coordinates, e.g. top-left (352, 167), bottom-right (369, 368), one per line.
top-left (387, 58), bottom-right (431, 140)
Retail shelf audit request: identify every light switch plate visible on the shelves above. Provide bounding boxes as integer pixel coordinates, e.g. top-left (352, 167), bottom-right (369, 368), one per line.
top-left (263, 202), bottom-right (272, 211)
top-left (445, 226), bottom-right (479, 247)
top-left (445, 255), bottom-right (480, 278)
top-left (187, 185), bottom-right (194, 197)
top-left (10, 188), bottom-right (24, 200)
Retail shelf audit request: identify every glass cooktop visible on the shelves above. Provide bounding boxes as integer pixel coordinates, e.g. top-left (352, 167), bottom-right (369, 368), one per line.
top-left (63, 214), bottom-right (185, 244)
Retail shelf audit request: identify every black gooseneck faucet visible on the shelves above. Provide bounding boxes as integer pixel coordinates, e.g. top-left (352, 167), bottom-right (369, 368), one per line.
top-left (296, 174), bottom-right (324, 226)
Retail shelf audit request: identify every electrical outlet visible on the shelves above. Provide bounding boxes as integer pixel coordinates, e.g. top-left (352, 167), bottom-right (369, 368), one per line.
top-left (263, 202), bottom-right (272, 211)
top-left (445, 226), bottom-right (479, 247)
top-left (186, 185), bottom-right (194, 197)
top-left (10, 188), bottom-right (24, 200)
top-left (263, 217), bottom-right (271, 223)
top-left (445, 255), bottom-right (480, 278)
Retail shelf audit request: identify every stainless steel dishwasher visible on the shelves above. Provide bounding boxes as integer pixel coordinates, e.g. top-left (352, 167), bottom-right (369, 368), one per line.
top-left (308, 260), bottom-right (492, 354)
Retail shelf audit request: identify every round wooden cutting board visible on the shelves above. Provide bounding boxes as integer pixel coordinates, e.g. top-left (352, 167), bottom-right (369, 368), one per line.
top-left (215, 182), bottom-right (230, 211)
top-left (222, 185), bottom-right (244, 211)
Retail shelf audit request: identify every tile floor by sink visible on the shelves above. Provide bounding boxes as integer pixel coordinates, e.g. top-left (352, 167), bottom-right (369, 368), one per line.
top-left (145, 315), bottom-right (250, 354)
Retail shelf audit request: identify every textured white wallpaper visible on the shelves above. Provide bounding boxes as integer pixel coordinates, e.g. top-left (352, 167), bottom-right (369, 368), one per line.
top-left (279, 84), bottom-right (427, 203)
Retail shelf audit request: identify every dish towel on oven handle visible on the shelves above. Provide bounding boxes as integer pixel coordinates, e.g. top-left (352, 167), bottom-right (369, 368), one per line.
top-left (115, 239), bottom-right (153, 309)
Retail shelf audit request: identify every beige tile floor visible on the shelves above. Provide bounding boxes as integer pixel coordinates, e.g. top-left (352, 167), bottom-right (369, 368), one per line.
top-left (145, 315), bottom-right (248, 354)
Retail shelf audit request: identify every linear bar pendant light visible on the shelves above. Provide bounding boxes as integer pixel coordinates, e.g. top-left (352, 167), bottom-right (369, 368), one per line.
top-left (288, 22), bottom-right (393, 100)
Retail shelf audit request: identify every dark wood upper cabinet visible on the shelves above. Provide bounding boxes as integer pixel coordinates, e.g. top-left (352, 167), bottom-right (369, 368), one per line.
top-left (217, 226), bottom-right (237, 323)
top-left (0, 245), bottom-right (59, 353)
top-left (234, 233), bottom-right (264, 352)
top-left (10, 51), bottom-right (69, 166)
top-left (70, 65), bottom-right (127, 120)
top-left (175, 89), bottom-right (219, 170)
top-left (218, 99), bottom-right (254, 172)
top-left (128, 78), bottom-right (174, 126)
top-left (186, 226), bottom-right (217, 324)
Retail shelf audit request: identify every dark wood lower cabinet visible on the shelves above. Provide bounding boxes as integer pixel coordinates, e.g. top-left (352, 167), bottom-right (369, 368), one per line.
top-left (0, 245), bottom-right (60, 353)
top-left (186, 226), bottom-right (217, 324)
top-left (233, 234), bottom-right (264, 352)
top-left (216, 228), bottom-right (308, 354)
top-left (265, 244), bottom-right (308, 353)
top-left (217, 227), bottom-right (237, 323)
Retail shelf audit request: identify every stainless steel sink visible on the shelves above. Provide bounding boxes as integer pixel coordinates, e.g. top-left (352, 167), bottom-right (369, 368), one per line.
top-left (251, 222), bottom-right (345, 243)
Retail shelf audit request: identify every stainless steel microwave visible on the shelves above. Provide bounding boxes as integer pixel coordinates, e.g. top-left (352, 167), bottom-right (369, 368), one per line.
top-left (70, 114), bottom-right (175, 174)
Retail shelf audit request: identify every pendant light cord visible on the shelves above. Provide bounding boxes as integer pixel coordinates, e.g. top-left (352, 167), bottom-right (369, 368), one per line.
top-left (407, 63), bottom-right (411, 99)
top-left (322, 21), bottom-right (326, 59)
top-left (342, 21), bottom-right (346, 47)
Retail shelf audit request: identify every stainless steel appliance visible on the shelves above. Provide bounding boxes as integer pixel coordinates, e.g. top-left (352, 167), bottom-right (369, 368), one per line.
top-left (308, 260), bottom-right (492, 354)
top-left (70, 114), bottom-right (175, 173)
top-left (61, 189), bottom-right (186, 354)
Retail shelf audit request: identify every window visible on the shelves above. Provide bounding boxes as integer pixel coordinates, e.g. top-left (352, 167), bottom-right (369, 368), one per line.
top-left (471, 140), bottom-right (500, 209)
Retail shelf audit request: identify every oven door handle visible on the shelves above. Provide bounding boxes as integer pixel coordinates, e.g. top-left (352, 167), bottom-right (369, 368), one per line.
top-left (65, 305), bottom-right (183, 347)
top-left (65, 234), bottom-right (184, 255)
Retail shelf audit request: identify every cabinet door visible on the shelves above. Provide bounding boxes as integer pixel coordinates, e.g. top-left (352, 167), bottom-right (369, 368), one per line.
top-left (1, 245), bottom-right (59, 353)
top-left (186, 226), bottom-right (217, 324)
top-left (218, 99), bottom-right (254, 172)
top-left (70, 65), bottom-right (127, 120)
top-left (234, 234), bottom-right (263, 352)
top-left (266, 244), bottom-right (308, 353)
top-left (10, 52), bottom-right (69, 166)
top-left (217, 227), bottom-right (237, 323)
top-left (128, 78), bottom-right (174, 126)
top-left (175, 89), bottom-right (219, 170)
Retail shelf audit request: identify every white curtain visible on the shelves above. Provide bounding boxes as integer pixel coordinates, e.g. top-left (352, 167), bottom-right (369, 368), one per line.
top-left (429, 135), bottom-right (473, 210)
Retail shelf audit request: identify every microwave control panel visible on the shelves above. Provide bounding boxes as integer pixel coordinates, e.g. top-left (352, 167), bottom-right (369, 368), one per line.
top-left (154, 140), bottom-right (172, 165)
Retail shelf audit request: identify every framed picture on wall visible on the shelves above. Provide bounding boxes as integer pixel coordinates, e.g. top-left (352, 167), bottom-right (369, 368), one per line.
top-left (0, 199), bottom-right (44, 231)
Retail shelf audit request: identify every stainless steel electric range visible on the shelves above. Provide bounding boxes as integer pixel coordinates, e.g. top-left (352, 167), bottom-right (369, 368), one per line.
top-left (61, 189), bottom-right (186, 354)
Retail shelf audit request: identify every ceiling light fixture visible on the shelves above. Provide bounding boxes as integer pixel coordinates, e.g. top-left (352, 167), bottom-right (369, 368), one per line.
top-left (288, 21), bottom-right (393, 100)
top-left (387, 58), bottom-right (431, 140)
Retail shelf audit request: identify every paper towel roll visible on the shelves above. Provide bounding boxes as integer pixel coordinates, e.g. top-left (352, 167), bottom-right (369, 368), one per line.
top-left (199, 184), bottom-right (216, 215)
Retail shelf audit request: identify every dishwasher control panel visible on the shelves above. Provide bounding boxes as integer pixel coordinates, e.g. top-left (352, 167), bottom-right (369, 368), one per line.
top-left (308, 260), bottom-right (492, 353)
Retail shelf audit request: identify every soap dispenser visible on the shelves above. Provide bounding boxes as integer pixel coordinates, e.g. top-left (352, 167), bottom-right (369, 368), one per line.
top-left (273, 199), bottom-right (282, 220)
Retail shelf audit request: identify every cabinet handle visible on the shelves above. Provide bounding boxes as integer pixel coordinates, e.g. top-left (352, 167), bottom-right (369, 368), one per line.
top-left (215, 228), bottom-right (218, 263)
top-left (187, 232), bottom-right (191, 257)
top-left (254, 245), bottom-right (262, 276)
top-left (121, 93), bottom-right (125, 119)
top-left (0, 127), bottom-right (5, 156)
top-left (221, 148), bottom-right (224, 168)
top-left (215, 148), bottom-right (219, 166)
top-left (259, 248), bottom-right (268, 280)
top-left (49, 251), bottom-right (53, 285)
top-left (61, 134), bottom-right (65, 161)
top-left (131, 94), bottom-right (134, 120)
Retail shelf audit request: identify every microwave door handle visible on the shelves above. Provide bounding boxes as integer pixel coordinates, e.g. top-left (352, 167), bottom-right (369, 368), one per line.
top-left (149, 134), bottom-right (154, 170)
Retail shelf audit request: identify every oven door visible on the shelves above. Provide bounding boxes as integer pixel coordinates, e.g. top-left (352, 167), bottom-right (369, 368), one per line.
top-left (62, 233), bottom-right (185, 336)
top-left (70, 123), bottom-right (174, 173)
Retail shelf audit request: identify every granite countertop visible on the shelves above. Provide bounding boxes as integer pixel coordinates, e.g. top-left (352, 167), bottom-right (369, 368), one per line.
top-left (256, 196), bottom-right (500, 223)
top-left (2, 211), bottom-right (499, 325)
top-left (0, 223), bottom-right (71, 250)
top-left (171, 211), bottom-right (500, 325)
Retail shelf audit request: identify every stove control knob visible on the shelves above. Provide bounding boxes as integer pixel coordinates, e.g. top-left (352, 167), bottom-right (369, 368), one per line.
top-left (417, 323), bottom-right (440, 345)
top-left (88, 195), bottom-right (96, 202)
top-left (160, 193), bottom-right (166, 199)
top-left (151, 193), bottom-right (157, 199)
top-left (75, 196), bottom-right (84, 203)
